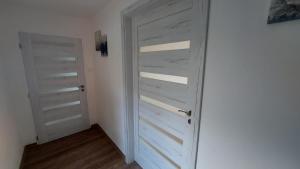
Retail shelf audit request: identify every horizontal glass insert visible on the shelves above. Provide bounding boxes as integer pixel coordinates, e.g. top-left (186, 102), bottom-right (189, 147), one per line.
top-left (42, 101), bottom-right (80, 111)
top-left (140, 72), bottom-right (188, 85)
top-left (41, 87), bottom-right (79, 95)
top-left (140, 95), bottom-right (184, 117)
top-left (47, 72), bottom-right (78, 78)
top-left (45, 114), bottom-right (82, 126)
top-left (56, 57), bottom-right (77, 62)
top-left (140, 41), bottom-right (190, 53)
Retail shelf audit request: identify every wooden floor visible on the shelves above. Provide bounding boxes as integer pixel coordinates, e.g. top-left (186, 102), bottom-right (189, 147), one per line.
top-left (21, 125), bottom-right (141, 169)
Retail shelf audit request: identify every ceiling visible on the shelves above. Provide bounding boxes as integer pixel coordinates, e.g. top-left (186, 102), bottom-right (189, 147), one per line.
top-left (1, 0), bottom-right (110, 17)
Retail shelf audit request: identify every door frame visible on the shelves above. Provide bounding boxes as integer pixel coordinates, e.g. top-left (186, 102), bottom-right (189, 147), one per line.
top-left (121, 0), bottom-right (210, 167)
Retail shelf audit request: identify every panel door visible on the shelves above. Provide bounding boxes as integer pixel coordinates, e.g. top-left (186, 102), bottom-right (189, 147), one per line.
top-left (19, 32), bottom-right (90, 144)
top-left (133, 0), bottom-right (207, 169)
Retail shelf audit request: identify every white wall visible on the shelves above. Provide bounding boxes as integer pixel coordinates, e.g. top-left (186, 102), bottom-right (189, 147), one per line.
top-left (93, 0), bottom-right (300, 168)
top-left (0, 55), bottom-right (23, 169)
top-left (93, 0), bottom-right (138, 153)
top-left (197, 0), bottom-right (300, 169)
top-left (0, 4), bottom-right (97, 146)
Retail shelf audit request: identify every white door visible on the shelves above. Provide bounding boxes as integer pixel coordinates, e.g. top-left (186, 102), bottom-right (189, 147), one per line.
top-left (133, 0), bottom-right (208, 169)
top-left (19, 32), bottom-right (90, 144)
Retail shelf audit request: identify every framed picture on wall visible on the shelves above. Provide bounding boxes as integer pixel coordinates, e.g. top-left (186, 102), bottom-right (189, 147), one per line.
top-left (95, 30), bottom-right (108, 56)
top-left (268, 0), bottom-right (300, 24)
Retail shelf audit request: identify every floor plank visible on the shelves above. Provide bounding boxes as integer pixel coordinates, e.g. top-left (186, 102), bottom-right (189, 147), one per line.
top-left (21, 125), bottom-right (142, 169)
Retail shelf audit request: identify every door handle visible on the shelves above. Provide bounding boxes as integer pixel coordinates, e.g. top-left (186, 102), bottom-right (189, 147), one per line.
top-left (79, 85), bottom-right (85, 92)
top-left (178, 109), bottom-right (192, 117)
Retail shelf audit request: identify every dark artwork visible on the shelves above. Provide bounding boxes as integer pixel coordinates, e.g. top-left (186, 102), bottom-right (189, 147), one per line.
top-left (99, 35), bottom-right (108, 56)
top-left (268, 0), bottom-right (300, 24)
top-left (95, 31), bottom-right (108, 56)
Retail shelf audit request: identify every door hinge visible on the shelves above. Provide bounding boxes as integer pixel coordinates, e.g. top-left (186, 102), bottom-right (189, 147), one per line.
top-left (18, 43), bottom-right (22, 49)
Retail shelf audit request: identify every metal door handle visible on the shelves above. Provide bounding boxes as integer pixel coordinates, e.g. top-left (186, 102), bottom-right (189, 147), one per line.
top-left (178, 110), bottom-right (192, 117)
top-left (79, 85), bottom-right (85, 92)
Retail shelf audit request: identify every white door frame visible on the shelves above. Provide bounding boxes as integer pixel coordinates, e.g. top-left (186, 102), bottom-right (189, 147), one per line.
top-left (121, 0), bottom-right (210, 167)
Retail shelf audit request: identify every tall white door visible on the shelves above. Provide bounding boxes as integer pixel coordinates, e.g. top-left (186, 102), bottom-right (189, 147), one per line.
top-left (19, 32), bottom-right (90, 144)
top-left (133, 0), bottom-right (208, 169)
